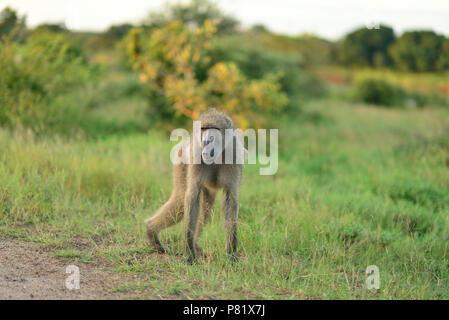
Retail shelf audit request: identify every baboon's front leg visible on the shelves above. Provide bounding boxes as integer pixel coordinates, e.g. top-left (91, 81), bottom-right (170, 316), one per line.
top-left (184, 179), bottom-right (202, 263)
top-left (222, 186), bottom-right (239, 262)
top-left (195, 188), bottom-right (217, 256)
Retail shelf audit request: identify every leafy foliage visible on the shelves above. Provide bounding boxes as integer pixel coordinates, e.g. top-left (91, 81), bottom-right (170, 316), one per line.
top-left (143, 0), bottom-right (238, 34)
top-left (351, 79), bottom-right (403, 107)
top-left (436, 40), bottom-right (449, 70)
top-left (0, 31), bottom-right (97, 130)
top-left (123, 21), bottom-right (288, 128)
top-left (210, 35), bottom-right (327, 100)
top-left (337, 26), bottom-right (449, 72)
top-left (389, 31), bottom-right (448, 72)
top-left (0, 6), bottom-right (27, 41)
top-left (87, 23), bottom-right (134, 49)
top-left (31, 23), bottom-right (68, 34)
top-left (337, 25), bottom-right (396, 67)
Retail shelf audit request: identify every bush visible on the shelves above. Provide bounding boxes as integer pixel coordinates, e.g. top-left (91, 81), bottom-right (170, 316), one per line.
top-left (336, 25), bottom-right (396, 68)
top-left (210, 36), bottom-right (328, 100)
top-left (143, 0), bottom-right (239, 34)
top-left (389, 31), bottom-right (447, 72)
top-left (0, 31), bottom-right (98, 130)
top-left (122, 21), bottom-right (288, 128)
top-left (351, 78), bottom-right (448, 108)
top-left (351, 79), bottom-right (404, 107)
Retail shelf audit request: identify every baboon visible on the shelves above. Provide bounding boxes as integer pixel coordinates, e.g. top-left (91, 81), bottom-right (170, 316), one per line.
top-left (146, 108), bottom-right (243, 263)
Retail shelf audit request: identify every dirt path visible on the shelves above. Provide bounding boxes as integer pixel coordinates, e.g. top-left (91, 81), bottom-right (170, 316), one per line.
top-left (0, 238), bottom-right (134, 299)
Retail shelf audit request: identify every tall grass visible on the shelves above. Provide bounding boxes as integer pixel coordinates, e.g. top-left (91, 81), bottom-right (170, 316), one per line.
top-left (1, 97), bottom-right (448, 299)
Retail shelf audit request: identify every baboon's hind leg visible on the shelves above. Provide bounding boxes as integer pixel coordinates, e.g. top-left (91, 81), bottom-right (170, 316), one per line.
top-left (146, 196), bottom-right (183, 253)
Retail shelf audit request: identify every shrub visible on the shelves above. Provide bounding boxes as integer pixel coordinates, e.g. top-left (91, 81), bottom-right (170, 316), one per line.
top-left (122, 21), bottom-right (288, 128)
top-left (210, 36), bottom-right (327, 100)
top-left (0, 31), bottom-right (98, 130)
top-left (143, 0), bottom-right (239, 34)
top-left (351, 79), bottom-right (404, 107)
top-left (351, 78), bottom-right (447, 108)
top-left (336, 25), bottom-right (396, 68)
top-left (389, 31), bottom-right (446, 72)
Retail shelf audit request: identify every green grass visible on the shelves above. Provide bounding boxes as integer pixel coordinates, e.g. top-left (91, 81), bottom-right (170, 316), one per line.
top-left (1, 93), bottom-right (449, 299)
top-left (316, 66), bottom-right (449, 108)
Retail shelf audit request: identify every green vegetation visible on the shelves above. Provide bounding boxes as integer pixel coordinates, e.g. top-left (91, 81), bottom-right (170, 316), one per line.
top-left (1, 1), bottom-right (449, 299)
top-left (317, 66), bottom-right (449, 108)
top-left (351, 79), bottom-right (402, 106)
top-left (336, 27), bottom-right (449, 72)
top-left (142, 0), bottom-right (239, 34)
top-left (210, 35), bottom-right (327, 101)
top-left (121, 21), bottom-right (288, 128)
top-left (350, 78), bottom-right (436, 108)
top-left (0, 6), bottom-right (26, 40)
top-left (336, 25), bottom-right (396, 67)
top-left (389, 31), bottom-right (449, 72)
top-left (0, 30), bottom-right (99, 132)
top-left (1, 93), bottom-right (448, 298)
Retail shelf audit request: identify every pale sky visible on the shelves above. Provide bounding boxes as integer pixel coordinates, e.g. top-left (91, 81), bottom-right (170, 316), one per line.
top-left (1, 0), bottom-right (449, 40)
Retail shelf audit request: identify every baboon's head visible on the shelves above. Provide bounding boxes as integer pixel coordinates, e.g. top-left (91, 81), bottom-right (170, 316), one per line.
top-left (198, 108), bottom-right (233, 163)
top-left (198, 108), bottom-right (233, 130)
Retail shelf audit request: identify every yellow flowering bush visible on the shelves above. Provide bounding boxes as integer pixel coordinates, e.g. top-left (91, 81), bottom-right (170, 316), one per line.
top-left (122, 20), bottom-right (288, 128)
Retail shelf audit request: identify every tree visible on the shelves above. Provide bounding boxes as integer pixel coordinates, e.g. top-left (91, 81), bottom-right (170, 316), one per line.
top-left (337, 25), bottom-right (396, 67)
top-left (436, 39), bottom-right (449, 71)
top-left (389, 31), bottom-right (445, 72)
top-left (32, 23), bottom-right (67, 33)
top-left (143, 0), bottom-right (239, 34)
top-left (105, 24), bottom-right (134, 41)
top-left (0, 30), bottom-right (95, 129)
top-left (122, 21), bottom-right (287, 128)
top-left (295, 34), bottom-right (333, 67)
top-left (250, 24), bottom-right (269, 34)
top-left (0, 7), bottom-right (18, 35)
top-left (0, 7), bottom-right (26, 38)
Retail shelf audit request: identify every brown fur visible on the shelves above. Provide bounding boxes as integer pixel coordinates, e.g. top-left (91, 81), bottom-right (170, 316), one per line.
top-left (146, 109), bottom-right (243, 263)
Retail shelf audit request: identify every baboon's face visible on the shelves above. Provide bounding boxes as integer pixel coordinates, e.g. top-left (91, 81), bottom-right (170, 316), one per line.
top-left (198, 109), bottom-right (234, 164)
top-left (201, 127), bottom-right (222, 163)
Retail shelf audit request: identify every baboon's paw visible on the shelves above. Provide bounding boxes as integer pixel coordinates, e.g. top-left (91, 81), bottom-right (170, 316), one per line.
top-left (195, 245), bottom-right (204, 258)
top-left (153, 245), bottom-right (167, 254)
top-left (146, 230), bottom-right (166, 254)
top-left (147, 238), bottom-right (167, 254)
top-left (183, 255), bottom-right (198, 265)
top-left (228, 252), bottom-right (239, 264)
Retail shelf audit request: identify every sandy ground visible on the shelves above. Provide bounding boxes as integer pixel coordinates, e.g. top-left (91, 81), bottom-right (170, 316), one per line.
top-left (0, 238), bottom-right (134, 299)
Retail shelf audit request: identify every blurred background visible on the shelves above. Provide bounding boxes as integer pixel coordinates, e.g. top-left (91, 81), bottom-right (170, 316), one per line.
top-left (1, 0), bottom-right (448, 132)
top-left (1, 0), bottom-right (449, 299)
